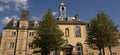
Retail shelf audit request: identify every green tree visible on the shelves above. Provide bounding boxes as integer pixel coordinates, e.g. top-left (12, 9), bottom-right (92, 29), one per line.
top-left (87, 18), bottom-right (104, 55)
top-left (97, 12), bottom-right (119, 55)
top-left (32, 8), bottom-right (64, 55)
top-left (87, 12), bottom-right (119, 55)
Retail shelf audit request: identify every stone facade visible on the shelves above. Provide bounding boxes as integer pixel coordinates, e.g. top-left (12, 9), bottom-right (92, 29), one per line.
top-left (0, 2), bottom-right (120, 55)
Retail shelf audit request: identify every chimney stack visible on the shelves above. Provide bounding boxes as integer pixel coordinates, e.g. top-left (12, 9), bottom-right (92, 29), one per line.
top-left (21, 10), bottom-right (29, 21)
top-left (75, 14), bottom-right (79, 21)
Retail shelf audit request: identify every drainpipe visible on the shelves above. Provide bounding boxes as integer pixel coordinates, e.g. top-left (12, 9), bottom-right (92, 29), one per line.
top-left (14, 28), bottom-right (19, 55)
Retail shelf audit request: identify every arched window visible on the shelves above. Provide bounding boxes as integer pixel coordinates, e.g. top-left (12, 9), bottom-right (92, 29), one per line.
top-left (75, 26), bottom-right (81, 37)
top-left (76, 43), bottom-right (83, 55)
top-left (65, 28), bottom-right (69, 37)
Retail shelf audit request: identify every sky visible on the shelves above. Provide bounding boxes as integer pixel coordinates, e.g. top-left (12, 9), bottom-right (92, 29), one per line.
top-left (0, 0), bottom-right (120, 32)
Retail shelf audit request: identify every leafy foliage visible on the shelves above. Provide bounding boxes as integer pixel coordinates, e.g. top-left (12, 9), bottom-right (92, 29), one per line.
top-left (87, 12), bottom-right (119, 55)
top-left (32, 8), bottom-right (64, 55)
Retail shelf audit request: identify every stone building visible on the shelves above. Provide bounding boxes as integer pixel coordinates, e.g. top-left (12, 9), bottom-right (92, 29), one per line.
top-left (0, 2), bottom-right (120, 55)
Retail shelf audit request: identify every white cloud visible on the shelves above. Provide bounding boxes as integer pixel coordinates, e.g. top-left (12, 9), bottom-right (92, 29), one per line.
top-left (0, 5), bottom-right (10, 12)
top-left (12, 15), bottom-right (19, 19)
top-left (1, 15), bottom-right (19, 24)
top-left (0, 5), bottom-right (4, 12)
top-left (2, 17), bottom-right (12, 24)
top-left (52, 11), bottom-right (58, 16)
top-left (0, 0), bottom-right (29, 11)
top-left (14, 0), bottom-right (29, 10)
top-left (4, 5), bottom-right (10, 9)
top-left (32, 16), bottom-right (40, 20)
top-left (0, 0), bottom-right (13, 3)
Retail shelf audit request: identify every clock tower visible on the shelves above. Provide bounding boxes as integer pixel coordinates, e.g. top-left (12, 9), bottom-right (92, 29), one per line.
top-left (59, 2), bottom-right (66, 21)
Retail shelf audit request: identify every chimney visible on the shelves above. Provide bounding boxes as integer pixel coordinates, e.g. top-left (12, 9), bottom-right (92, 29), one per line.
top-left (20, 10), bottom-right (29, 21)
top-left (75, 14), bottom-right (79, 21)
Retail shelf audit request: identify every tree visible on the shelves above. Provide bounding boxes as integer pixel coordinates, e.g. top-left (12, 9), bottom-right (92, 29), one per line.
top-left (87, 12), bottom-right (119, 55)
top-left (97, 12), bottom-right (119, 55)
top-left (32, 8), bottom-right (64, 55)
top-left (87, 18), bottom-right (104, 55)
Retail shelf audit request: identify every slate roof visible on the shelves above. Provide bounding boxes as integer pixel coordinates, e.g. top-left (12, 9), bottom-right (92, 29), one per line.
top-left (56, 20), bottom-right (87, 25)
top-left (4, 20), bottom-right (19, 29)
top-left (3, 19), bottom-right (87, 30)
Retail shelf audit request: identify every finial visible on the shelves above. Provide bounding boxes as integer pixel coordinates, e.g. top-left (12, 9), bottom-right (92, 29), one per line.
top-left (60, 2), bottom-right (65, 5)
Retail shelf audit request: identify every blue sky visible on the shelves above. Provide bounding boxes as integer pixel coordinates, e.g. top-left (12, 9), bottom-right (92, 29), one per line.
top-left (0, 0), bottom-right (120, 32)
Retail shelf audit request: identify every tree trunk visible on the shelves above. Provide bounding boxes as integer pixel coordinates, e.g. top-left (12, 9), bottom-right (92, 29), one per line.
top-left (102, 48), bottom-right (105, 55)
top-left (99, 48), bottom-right (102, 55)
top-left (108, 46), bottom-right (112, 55)
top-left (41, 52), bottom-right (50, 55)
top-left (41, 50), bottom-right (50, 55)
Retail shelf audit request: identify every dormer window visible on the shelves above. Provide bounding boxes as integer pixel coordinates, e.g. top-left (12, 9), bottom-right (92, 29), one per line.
top-left (13, 20), bottom-right (17, 27)
top-left (34, 21), bottom-right (39, 27)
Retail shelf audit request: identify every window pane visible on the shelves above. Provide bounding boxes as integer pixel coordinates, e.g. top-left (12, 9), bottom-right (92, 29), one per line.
top-left (29, 32), bottom-right (34, 36)
top-left (11, 32), bottom-right (16, 36)
top-left (10, 42), bottom-right (14, 48)
top-left (65, 28), bottom-right (69, 37)
top-left (75, 26), bottom-right (81, 37)
top-left (28, 42), bottom-right (33, 49)
top-left (76, 43), bottom-right (83, 55)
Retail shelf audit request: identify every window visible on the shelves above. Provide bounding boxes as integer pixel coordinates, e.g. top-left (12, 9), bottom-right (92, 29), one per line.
top-left (76, 43), bottom-right (83, 55)
top-left (10, 42), bottom-right (14, 48)
top-left (65, 28), bottom-right (69, 37)
top-left (89, 53), bottom-right (94, 55)
top-left (28, 42), bottom-right (33, 49)
top-left (11, 32), bottom-right (16, 36)
top-left (112, 52), bottom-right (117, 55)
top-left (62, 7), bottom-right (64, 11)
top-left (75, 26), bottom-right (81, 37)
top-left (29, 32), bottom-right (34, 36)
top-left (53, 51), bottom-right (60, 55)
top-left (60, 7), bottom-right (66, 17)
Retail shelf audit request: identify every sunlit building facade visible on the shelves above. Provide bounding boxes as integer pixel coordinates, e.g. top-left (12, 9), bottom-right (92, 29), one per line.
top-left (0, 2), bottom-right (120, 55)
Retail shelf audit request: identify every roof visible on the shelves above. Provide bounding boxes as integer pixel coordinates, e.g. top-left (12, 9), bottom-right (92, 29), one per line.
top-left (3, 19), bottom-right (87, 30)
top-left (57, 21), bottom-right (87, 25)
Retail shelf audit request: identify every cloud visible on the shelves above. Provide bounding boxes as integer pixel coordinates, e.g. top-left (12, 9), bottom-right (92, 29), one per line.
top-left (1, 15), bottom-right (19, 24)
top-left (0, 0), bottom-right (29, 11)
top-left (0, 5), bottom-right (10, 12)
top-left (0, 5), bottom-right (4, 12)
top-left (4, 5), bottom-right (10, 9)
top-left (2, 17), bottom-right (12, 24)
top-left (32, 16), bottom-right (40, 20)
top-left (52, 11), bottom-right (58, 16)
top-left (14, 0), bottom-right (29, 10)
top-left (0, 0), bottom-right (12, 3)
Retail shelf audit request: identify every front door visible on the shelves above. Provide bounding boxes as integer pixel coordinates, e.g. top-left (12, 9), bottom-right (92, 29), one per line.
top-left (63, 49), bottom-right (72, 55)
top-left (63, 44), bottom-right (73, 55)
